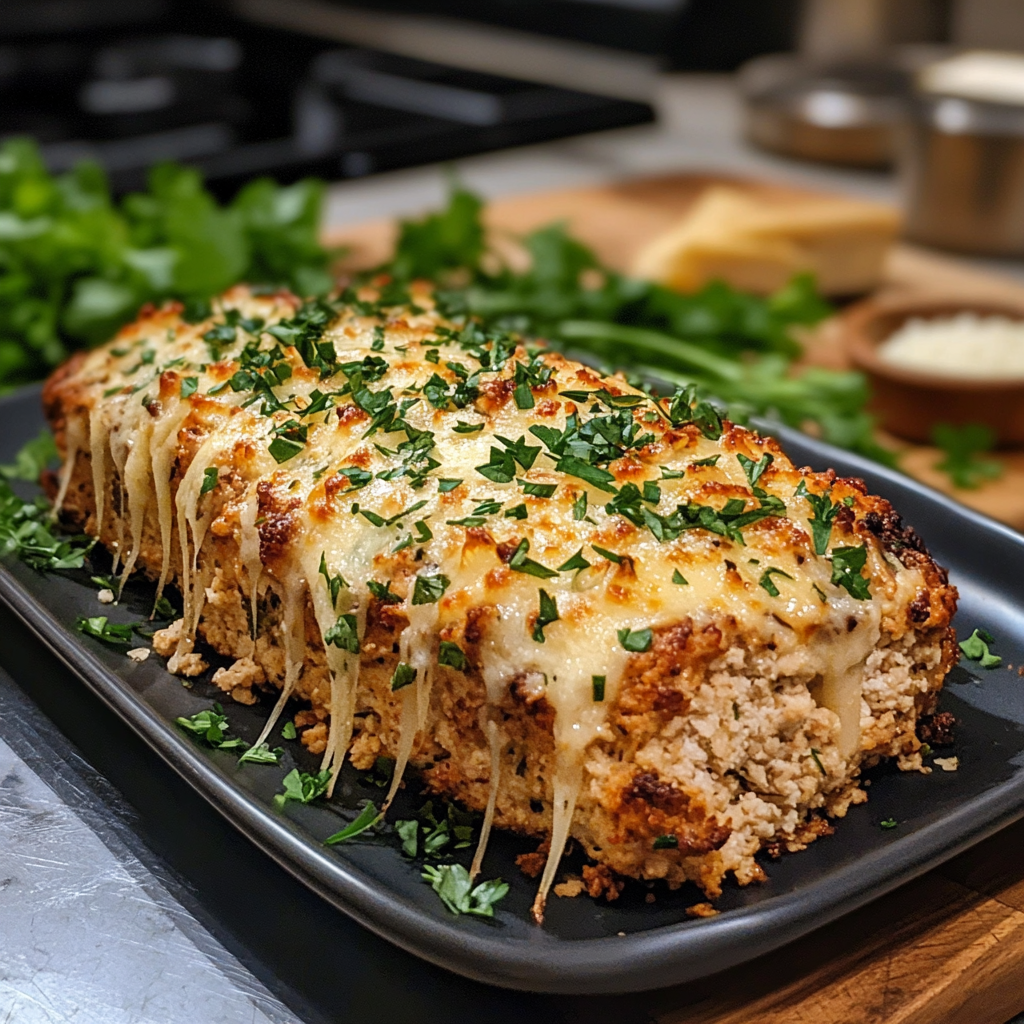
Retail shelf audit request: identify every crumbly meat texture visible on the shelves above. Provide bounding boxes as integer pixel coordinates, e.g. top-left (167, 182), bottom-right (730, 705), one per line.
top-left (43, 285), bottom-right (958, 906)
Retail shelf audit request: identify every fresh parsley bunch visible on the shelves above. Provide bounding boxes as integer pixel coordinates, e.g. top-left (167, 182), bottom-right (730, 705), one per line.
top-left (0, 138), bottom-right (334, 389)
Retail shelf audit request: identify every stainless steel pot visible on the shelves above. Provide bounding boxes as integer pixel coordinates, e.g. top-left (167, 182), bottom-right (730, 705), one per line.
top-left (901, 83), bottom-right (1024, 255)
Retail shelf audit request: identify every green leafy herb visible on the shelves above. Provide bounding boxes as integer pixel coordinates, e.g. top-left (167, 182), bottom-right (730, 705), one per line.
top-left (517, 478), bottom-right (556, 498)
top-left (0, 429), bottom-right (57, 481)
top-left (758, 566), bottom-right (794, 597)
top-left (810, 748), bottom-right (826, 777)
top-left (412, 572), bottom-right (450, 605)
top-left (396, 818), bottom-right (419, 857)
top-left (175, 704), bottom-right (245, 752)
top-left (318, 552), bottom-right (348, 605)
top-left (557, 548), bottom-right (591, 572)
top-left (592, 675), bottom-right (606, 702)
top-left (592, 545), bottom-right (623, 564)
top-left (282, 721), bottom-right (298, 740)
top-left (933, 423), bottom-right (1003, 490)
top-left (795, 480), bottom-right (840, 556)
top-left (363, 581), bottom-right (400, 608)
top-left (509, 538), bottom-right (558, 579)
top-left (504, 503), bottom-right (528, 520)
top-left (238, 742), bottom-right (283, 765)
top-left (391, 662), bottom-right (417, 691)
top-left (880, 818), bottom-right (898, 830)
top-left (453, 421), bottom-right (484, 434)
top-left (438, 640), bottom-right (468, 671)
top-left (959, 628), bottom-right (1002, 668)
top-left (737, 452), bottom-right (773, 489)
top-left (325, 613), bottom-right (360, 653)
top-left (671, 569), bottom-right (688, 585)
top-left (437, 478), bottom-right (462, 493)
top-left (652, 834), bottom-right (678, 850)
top-left (199, 467), bottom-right (219, 494)
top-left (572, 492), bottom-right (588, 520)
top-left (421, 863), bottom-right (509, 918)
top-left (618, 627), bottom-right (652, 652)
top-left (76, 615), bottom-right (135, 646)
top-left (274, 768), bottom-right (332, 809)
top-left (829, 546), bottom-right (871, 600)
top-left (324, 802), bottom-right (382, 845)
top-left (532, 589), bottom-right (559, 643)
top-left (0, 140), bottom-right (332, 389)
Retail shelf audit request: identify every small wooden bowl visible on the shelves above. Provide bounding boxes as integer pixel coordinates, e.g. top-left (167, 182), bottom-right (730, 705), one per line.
top-left (842, 296), bottom-right (1024, 446)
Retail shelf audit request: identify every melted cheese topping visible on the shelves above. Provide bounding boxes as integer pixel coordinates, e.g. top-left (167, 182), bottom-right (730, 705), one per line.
top-left (60, 285), bottom-right (927, 918)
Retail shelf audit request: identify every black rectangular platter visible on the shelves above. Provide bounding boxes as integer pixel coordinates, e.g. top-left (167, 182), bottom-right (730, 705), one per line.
top-left (2, 383), bottom-right (1023, 994)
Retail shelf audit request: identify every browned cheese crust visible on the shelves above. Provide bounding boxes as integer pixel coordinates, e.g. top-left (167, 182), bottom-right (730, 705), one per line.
top-left (43, 285), bottom-right (958, 910)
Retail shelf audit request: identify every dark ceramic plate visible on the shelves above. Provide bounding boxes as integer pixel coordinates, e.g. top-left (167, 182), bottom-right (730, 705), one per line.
top-left (2, 384), bottom-right (1023, 995)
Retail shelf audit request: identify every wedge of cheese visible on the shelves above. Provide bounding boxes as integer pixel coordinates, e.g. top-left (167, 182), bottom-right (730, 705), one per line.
top-left (632, 186), bottom-right (901, 296)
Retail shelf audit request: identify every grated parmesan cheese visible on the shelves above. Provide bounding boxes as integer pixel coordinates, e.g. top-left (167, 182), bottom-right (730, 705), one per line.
top-left (877, 313), bottom-right (1024, 379)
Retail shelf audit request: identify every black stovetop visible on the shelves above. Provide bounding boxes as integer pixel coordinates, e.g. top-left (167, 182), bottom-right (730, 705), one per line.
top-left (0, 13), bottom-right (653, 195)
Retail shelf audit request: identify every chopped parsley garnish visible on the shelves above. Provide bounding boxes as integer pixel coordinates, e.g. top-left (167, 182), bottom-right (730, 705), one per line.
top-left (618, 627), bottom-right (653, 652)
top-left (592, 545), bottom-right (623, 564)
top-left (367, 579), bottom-right (402, 604)
top-left (200, 467), bottom-right (219, 494)
top-left (412, 572), bottom-right (450, 605)
top-left (422, 864), bottom-right (509, 918)
top-left (238, 742), bottom-right (283, 765)
top-left (532, 589), bottom-right (559, 643)
top-left (268, 420), bottom-right (308, 464)
top-left (592, 675), bottom-right (606, 702)
top-left (517, 479), bottom-right (556, 498)
top-left (282, 721), bottom-right (298, 740)
top-left (671, 569), bottom-right (688, 585)
top-left (795, 480), bottom-right (840, 555)
top-left (758, 567), bottom-right (794, 597)
top-left (76, 615), bottom-right (135, 646)
top-left (959, 628), bottom-right (1001, 668)
top-left (688, 455), bottom-right (720, 468)
top-left (318, 553), bottom-right (348, 605)
top-left (504, 503), bottom-right (528, 520)
top-left (325, 613), bottom-right (360, 653)
top-left (572, 492), bottom-right (588, 520)
top-left (810, 748), bottom-right (826, 776)
top-left (412, 520), bottom-right (433, 542)
top-left (153, 595), bottom-right (178, 619)
top-left (175, 704), bottom-right (243, 749)
top-left (179, 376), bottom-right (198, 398)
top-left (453, 421), bottom-right (484, 434)
top-left (557, 548), bottom-right (591, 572)
top-left (337, 466), bottom-right (372, 492)
top-left (509, 538), bottom-right (558, 579)
top-left (513, 380), bottom-right (535, 409)
top-left (880, 818), bottom-right (898, 830)
top-left (812, 583), bottom-right (827, 603)
top-left (396, 818), bottom-right (419, 857)
top-left (737, 452), bottom-right (773, 489)
top-left (324, 802), bottom-right (382, 845)
top-left (438, 640), bottom-right (468, 671)
top-left (829, 546), bottom-right (871, 600)
top-left (652, 834), bottom-right (678, 850)
top-left (274, 768), bottom-right (332, 809)
top-left (437, 478), bottom-right (462, 493)
top-left (391, 662), bottom-right (417, 691)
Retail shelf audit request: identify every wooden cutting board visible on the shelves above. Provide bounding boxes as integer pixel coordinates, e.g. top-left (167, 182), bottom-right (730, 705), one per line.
top-left (327, 173), bottom-right (1024, 1022)
top-left (326, 172), bottom-right (1024, 531)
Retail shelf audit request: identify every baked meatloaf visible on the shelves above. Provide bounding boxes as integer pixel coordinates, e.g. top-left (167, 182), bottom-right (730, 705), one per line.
top-left (43, 283), bottom-right (958, 920)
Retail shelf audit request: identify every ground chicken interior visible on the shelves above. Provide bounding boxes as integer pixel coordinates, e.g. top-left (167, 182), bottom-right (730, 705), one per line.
top-left (42, 284), bottom-right (958, 921)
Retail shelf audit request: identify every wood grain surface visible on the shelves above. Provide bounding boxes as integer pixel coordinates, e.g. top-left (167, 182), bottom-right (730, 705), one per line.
top-left (327, 174), bottom-right (1024, 1020)
top-left (326, 173), bottom-right (1024, 531)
